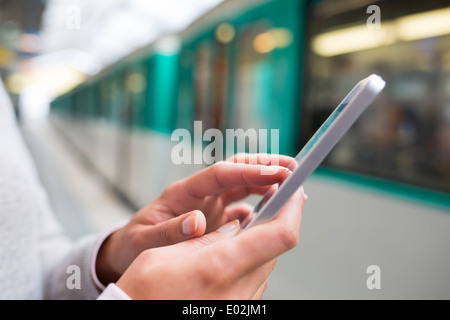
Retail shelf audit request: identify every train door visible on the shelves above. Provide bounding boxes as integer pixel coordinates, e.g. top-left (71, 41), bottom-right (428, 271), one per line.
top-left (227, 22), bottom-right (280, 157)
top-left (303, 0), bottom-right (450, 199)
top-left (194, 41), bottom-right (215, 129)
top-left (122, 59), bottom-right (151, 207)
top-left (225, 0), bottom-right (300, 157)
top-left (115, 65), bottom-right (135, 195)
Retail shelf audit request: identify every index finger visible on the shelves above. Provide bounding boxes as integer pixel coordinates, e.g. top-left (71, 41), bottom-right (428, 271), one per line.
top-left (180, 161), bottom-right (290, 199)
top-left (227, 153), bottom-right (295, 168)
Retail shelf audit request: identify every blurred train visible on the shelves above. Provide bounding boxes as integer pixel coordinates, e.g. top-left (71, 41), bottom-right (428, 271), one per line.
top-left (49, 0), bottom-right (450, 211)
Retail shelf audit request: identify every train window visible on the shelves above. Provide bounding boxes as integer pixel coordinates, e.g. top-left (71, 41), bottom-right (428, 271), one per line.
top-left (93, 82), bottom-right (102, 118)
top-left (86, 83), bottom-right (97, 117)
top-left (194, 41), bottom-right (215, 128)
top-left (177, 48), bottom-right (195, 130)
top-left (99, 77), bottom-right (111, 120)
top-left (303, 0), bottom-right (450, 194)
top-left (210, 39), bottom-right (229, 131)
top-left (125, 62), bottom-right (147, 127)
top-left (110, 73), bottom-right (125, 124)
top-left (147, 53), bottom-right (179, 133)
top-left (232, 23), bottom-right (273, 133)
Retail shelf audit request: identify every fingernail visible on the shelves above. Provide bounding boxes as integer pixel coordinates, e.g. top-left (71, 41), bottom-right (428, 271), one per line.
top-left (217, 219), bottom-right (240, 234)
top-left (182, 211), bottom-right (199, 236)
top-left (260, 165), bottom-right (290, 176)
top-left (300, 186), bottom-right (308, 200)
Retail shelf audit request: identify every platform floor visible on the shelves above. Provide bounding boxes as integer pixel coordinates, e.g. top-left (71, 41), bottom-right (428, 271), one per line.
top-left (21, 119), bottom-right (133, 240)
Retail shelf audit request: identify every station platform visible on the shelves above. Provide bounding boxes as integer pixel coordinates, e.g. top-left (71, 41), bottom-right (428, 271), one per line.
top-left (20, 119), bottom-right (133, 240)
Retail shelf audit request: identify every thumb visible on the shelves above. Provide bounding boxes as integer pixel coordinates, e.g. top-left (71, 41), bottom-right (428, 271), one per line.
top-left (142, 210), bottom-right (207, 248)
top-left (145, 219), bottom-right (241, 265)
top-left (178, 219), bottom-right (241, 251)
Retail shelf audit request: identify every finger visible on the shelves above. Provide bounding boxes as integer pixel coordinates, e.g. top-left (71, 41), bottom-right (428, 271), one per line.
top-left (150, 219), bottom-right (242, 262)
top-left (206, 187), bottom-right (305, 279)
top-left (251, 280), bottom-right (268, 300)
top-left (237, 184), bottom-right (279, 229)
top-left (181, 219), bottom-right (241, 250)
top-left (220, 185), bottom-right (272, 207)
top-left (227, 153), bottom-right (294, 168)
top-left (232, 259), bottom-right (276, 299)
top-left (228, 153), bottom-right (297, 176)
top-left (140, 210), bottom-right (207, 248)
top-left (241, 258), bottom-right (277, 299)
top-left (142, 220), bottom-right (241, 266)
top-left (181, 161), bottom-right (290, 199)
top-left (223, 202), bottom-right (254, 223)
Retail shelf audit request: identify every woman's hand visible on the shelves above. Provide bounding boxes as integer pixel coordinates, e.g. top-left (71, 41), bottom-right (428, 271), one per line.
top-left (96, 154), bottom-right (294, 285)
top-left (116, 185), bottom-right (306, 299)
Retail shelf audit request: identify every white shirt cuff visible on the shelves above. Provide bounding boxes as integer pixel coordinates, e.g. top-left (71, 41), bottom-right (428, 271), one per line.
top-left (97, 283), bottom-right (132, 300)
top-left (90, 219), bottom-right (129, 291)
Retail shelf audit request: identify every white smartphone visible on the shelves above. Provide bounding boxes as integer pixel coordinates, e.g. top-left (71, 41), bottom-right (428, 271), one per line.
top-left (244, 74), bottom-right (386, 229)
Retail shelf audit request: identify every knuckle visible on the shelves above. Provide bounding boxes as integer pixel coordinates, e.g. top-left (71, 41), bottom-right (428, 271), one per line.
top-left (232, 153), bottom-right (246, 163)
top-left (165, 176), bottom-right (192, 195)
top-left (277, 224), bottom-right (299, 250)
top-left (192, 235), bottom-right (213, 248)
top-left (137, 248), bottom-right (154, 265)
top-left (126, 224), bottom-right (146, 249)
top-left (212, 160), bottom-right (227, 169)
top-left (158, 223), bottom-right (171, 244)
top-left (211, 162), bottom-right (228, 188)
top-left (162, 180), bottom-right (183, 197)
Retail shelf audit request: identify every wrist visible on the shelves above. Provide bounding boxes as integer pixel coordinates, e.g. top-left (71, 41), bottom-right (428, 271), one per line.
top-left (95, 230), bottom-right (122, 286)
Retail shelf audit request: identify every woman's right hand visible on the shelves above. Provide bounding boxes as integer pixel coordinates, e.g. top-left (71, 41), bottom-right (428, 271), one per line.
top-left (115, 185), bottom-right (306, 299)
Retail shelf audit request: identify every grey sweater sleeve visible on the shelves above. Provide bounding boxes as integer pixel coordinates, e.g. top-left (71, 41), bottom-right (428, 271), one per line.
top-left (38, 199), bottom-right (103, 300)
top-left (28, 125), bottom-right (104, 300)
top-left (0, 79), bottom-right (103, 299)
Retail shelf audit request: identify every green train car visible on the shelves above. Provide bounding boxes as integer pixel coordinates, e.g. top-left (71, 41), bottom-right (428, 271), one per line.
top-left (50, 0), bottom-right (450, 210)
top-left (175, 0), bottom-right (302, 157)
top-left (48, 0), bottom-right (450, 299)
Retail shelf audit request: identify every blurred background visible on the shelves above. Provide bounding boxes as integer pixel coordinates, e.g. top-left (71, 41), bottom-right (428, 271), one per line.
top-left (1, 0), bottom-right (449, 299)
